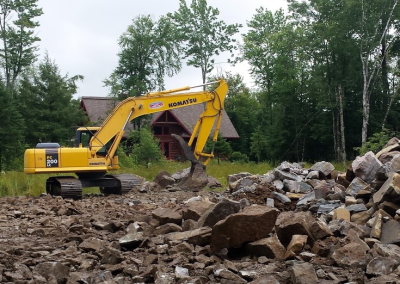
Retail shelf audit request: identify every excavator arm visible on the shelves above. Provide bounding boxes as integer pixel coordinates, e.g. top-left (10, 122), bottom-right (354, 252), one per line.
top-left (90, 79), bottom-right (228, 166)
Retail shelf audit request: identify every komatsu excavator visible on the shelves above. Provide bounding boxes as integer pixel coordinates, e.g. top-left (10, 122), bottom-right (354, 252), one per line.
top-left (24, 80), bottom-right (228, 199)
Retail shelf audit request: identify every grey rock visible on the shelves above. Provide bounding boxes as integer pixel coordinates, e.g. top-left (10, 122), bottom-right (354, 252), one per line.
top-left (196, 198), bottom-right (240, 228)
top-left (366, 256), bottom-right (399, 276)
top-left (296, 192), bottom-right (316, 206)
top-left (119, 232), bottom-right (145, 250)
top-left (310, 161), bottom-right (335, 177)
top-left (271, 191), bottom-right (291, 204)
top-left (352, 151), bottom-right (382, 183)
top-left (346, 177), bottom-right (370, 196)
top-left (346, 203), bottom-right (368, 213)
top-left (380, 219), bottom-right (400, 245)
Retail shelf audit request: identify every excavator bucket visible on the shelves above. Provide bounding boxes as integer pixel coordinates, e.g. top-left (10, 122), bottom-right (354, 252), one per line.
top-left (171, 134), bottom-right (208, 191)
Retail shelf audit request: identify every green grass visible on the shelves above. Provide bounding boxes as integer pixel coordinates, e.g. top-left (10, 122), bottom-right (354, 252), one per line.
top-left (0, 160), bottom-right (348, 198)
top-left (0, 160), bottom-right (273, 197)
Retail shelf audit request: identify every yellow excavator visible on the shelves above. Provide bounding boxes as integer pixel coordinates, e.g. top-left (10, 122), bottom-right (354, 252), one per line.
top-left (24, 79), bottom-right (228, 199)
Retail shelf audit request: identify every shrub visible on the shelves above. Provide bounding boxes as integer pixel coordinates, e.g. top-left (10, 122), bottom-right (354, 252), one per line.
top-left (354, 129), bottom-right (397, 156)
top-left (229, 151), bottom-right (249, 163)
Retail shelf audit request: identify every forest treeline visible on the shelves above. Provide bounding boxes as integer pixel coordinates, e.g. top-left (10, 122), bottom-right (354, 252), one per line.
top-left (0, 0), bottom-right (399, 171)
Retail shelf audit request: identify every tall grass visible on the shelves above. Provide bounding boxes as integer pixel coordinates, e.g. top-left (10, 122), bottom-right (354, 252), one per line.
top-left (0, 160), bottom-right (348, 198)
top-left (0, 160), bottom-right (273, 197)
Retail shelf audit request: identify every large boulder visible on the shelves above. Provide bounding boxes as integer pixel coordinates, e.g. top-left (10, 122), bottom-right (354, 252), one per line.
top-left (210, 205), bottom-right (279, 253)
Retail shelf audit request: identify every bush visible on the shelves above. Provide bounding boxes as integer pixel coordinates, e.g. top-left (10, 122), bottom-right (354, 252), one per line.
top-left (229, 151), bottom-right (249, 163)
top-left (354, 129), bottom-right (397, 156)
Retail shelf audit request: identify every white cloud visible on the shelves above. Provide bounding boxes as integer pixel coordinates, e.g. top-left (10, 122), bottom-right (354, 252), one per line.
top-left (37, 0), bottom-right (287, 97)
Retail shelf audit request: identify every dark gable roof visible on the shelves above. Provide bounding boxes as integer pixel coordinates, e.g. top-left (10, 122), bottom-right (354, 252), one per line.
top-left (80, 96), bottom-right (239, 139)
top-left (165, 104), bottom-right (239, 139)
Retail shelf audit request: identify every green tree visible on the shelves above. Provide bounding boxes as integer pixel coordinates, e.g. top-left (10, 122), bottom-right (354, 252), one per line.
top-left (17, 53), bottom-right (86, 146)
top-left (207, 72), bottom-right (257, 156)
top-left (242, 8), bottom-right (319, 162)
top-left (105, 15), bottom-right (181, 98)
top-left (168, 0), bottom-right (241, 85)
top-left (0, 82), bottom-right (25, 171)
top-left (0, 0), bottom-right (43, 94)
top-left (130, 128), bottom-right (164, 166)
top-left (205, 134), bottom-right (232, 161)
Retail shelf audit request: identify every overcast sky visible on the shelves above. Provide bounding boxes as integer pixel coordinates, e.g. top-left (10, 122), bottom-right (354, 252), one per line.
top-left (36, 0), bottom-right (288, 98)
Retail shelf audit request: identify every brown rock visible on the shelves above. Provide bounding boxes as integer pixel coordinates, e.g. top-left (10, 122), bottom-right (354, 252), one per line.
top-left (284, 235), bottom-right (308, 259)
top-left (289, 262), bottom-right (318, 284)
top-left (165, 227), bottom-right (212, 246)
top-left (332, 243), bottom-right (371, 269)
top-left (275, 211), bottom-right (314, 247)
top-left (78, 237), bottom-right (107, 252)
top-left (182, 200), bottom-right (214, 221)
top-left (210, 205), bottom-right (279, 253)
top-left (333, 208), bottom-right (350, 221)
top-left (373, 173), bottom-right (400, 204)
top-left (309, 220), bottom-right (333, 240)
top-left (244, 236), bottom-right (286, 259)
top-left (33, 262), bottom-right (70, 283)
top-left (152, 207), bottom-right (182, 225)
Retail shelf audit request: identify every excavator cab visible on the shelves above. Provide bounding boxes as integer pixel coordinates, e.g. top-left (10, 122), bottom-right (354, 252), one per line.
top-left (75, 127), bottom-right (115, 157)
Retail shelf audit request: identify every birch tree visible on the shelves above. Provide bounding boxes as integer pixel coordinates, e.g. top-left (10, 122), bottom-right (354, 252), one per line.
top-left (355, 0), bottom-right (399, 144)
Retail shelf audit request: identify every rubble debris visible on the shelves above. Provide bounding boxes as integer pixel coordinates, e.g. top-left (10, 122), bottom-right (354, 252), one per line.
top-left (3, 138), bottom-right (400, 282)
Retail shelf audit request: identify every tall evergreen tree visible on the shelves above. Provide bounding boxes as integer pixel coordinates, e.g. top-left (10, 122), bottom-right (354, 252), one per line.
top-left (17, 53), bottom-right (86, 146)
top-left (0, 82), bottom-right (25, 171)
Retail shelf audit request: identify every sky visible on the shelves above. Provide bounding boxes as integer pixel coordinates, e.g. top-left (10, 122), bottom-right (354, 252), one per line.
top-left (36, 0), bottom-right (288, 98)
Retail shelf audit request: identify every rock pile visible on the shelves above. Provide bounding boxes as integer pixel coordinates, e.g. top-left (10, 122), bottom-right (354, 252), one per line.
top-left (2, 138), bottom-right (400, 283)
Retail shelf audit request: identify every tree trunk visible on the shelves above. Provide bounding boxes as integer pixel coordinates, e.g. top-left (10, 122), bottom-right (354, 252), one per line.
top-left (337, 85), bottom-right (346, 168)
top-left (361, 56), bottom-right (370, 145)
top-left (332, 108), bottom-right (339, 163)
top-left (382, 77), bottom-right (398, 129)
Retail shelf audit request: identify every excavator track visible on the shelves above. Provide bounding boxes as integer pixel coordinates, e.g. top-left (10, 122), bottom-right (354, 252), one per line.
top-left (100, 173), bottom-right (143, 195)
top-left (46, 176), bottom-right (82, 200)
